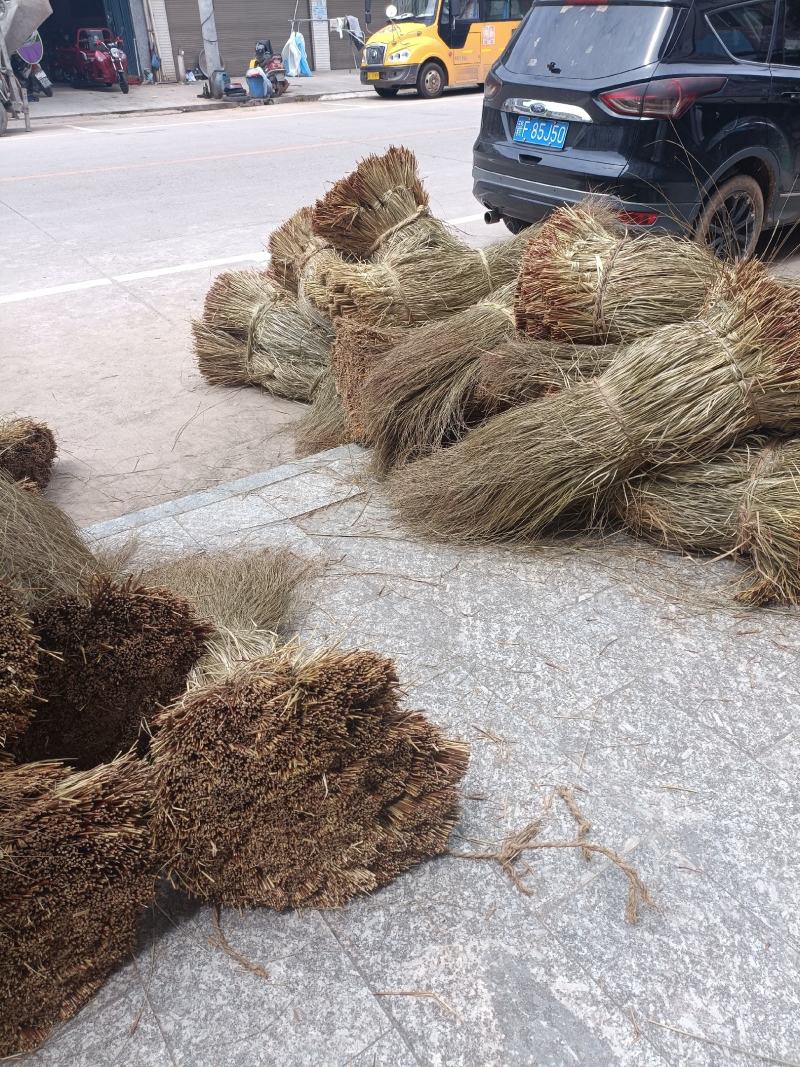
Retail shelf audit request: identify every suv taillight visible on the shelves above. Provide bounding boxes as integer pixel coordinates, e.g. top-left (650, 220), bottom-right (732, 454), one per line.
top-left (484, 69), bottom-right (502, 102)
top-left (599, 76), bottom-right (726, 120)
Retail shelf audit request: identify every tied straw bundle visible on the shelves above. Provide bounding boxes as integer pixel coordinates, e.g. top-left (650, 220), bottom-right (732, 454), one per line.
top-left (152, 644), bottom-right (469, 909)
top-left (0, 582), bottom-right (38, 752)
top-left (0, 756), bottom-right (156, 1057)
top-left (330, 319), bottom-right (408, 443)
top-left (515, 201), bottom-right (723, 343)
top-left (391, 261), bottom-right (800, 544)
top-left (194, 270), bottom-right (334, 402)
top-left (0, 417), bottom-right (57, 489)
top-left (311, 146), bottom-right (529, 326)
top-left (615, 435), bottom-right (800, 605)
top-left (268, 205), bottom-right (352, 307)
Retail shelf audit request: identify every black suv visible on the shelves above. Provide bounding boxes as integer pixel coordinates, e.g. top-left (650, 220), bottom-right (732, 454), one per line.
top-left (474, 0), bottom-right (800, 257)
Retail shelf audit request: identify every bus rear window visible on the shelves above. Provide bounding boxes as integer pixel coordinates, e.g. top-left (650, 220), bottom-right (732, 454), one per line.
top-left (505, 3), bottom-right (676, 79)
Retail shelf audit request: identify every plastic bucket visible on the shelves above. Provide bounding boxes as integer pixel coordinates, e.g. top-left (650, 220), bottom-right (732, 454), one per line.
top-left (246, 72), bottom-right (267, 98)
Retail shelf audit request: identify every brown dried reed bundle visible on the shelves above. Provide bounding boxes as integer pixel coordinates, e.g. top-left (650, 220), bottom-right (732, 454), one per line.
top-left (141, 548), bottom-right (311, 679)
top-left (0, 582), bottom-right (38, 751)
top-left (152, 645), bottom-right (469, 909)
top-left (362, 284), bottom-right (517, 474)
top-left (17, 577), bottom-right (210, 769)
top-left (294, 369), bottom-right (351, 456)
top-left (392, 262), bottom-right (800, 543)
top-left (0, 472), bottom-right (109, 612)
top-left (615, 435), bottom-right (800, 605)
top-left (0, 417), bottom-right (57, 489)
top-left (194, 281), bottom-right (334, 402)
top-left (312, 145), bottom-right (430, 258)
top-left (330, 319), bottom-right (408, 442)
top-left (475, 336), bottom-right (617, 407)
top-left (0, 755), bottom-right (156, 1057)
top-left (515, 201), bottom-right (722, 343)
top-left (317, 225), bottom-right (527, 327)
top-left (268, 205), bottom-right (345, 299)
top-left (202, 269), bottom-right (277, 332)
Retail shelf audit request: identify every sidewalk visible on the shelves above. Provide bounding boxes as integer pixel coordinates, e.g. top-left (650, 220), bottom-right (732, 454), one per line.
top-left (17, 444), bottom-right (798, 1067)
top-left (30, 69), bottom-right (369, 122)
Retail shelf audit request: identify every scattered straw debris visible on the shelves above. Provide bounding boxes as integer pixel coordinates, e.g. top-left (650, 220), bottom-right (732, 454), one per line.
top-left (209, 908), bottom-right (270, 980)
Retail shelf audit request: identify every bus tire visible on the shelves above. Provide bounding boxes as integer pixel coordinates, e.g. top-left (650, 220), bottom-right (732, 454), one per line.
top-left (374, 86), bottom-right (399, 97)
top-left (417, 61), bottom-right (445, 99)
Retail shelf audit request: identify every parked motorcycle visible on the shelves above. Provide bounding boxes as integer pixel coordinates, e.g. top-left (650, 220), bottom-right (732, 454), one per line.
top-left (52, 28), bottom-right (129, 93)
top-left (250, 39), bottom-right (288, 97)
top-left (12, 31), bottom-right (52, 100)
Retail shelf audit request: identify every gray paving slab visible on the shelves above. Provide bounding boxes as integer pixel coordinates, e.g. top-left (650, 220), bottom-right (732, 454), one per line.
top-left (20, 446), bottom-right (800, 1067)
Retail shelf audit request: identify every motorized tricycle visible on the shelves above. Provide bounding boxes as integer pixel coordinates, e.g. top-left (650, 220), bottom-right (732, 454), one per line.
top-left (52, 27), bottom-right (129, 92)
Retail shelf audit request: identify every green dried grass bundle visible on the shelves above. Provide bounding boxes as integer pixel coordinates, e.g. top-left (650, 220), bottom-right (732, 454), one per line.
top-left (152, 644), bottom-right (469, 909)
top-left (392, 262), bottom-right (800, 543)
top-left (0, 417), bottom-right (57, 489)
top-left (294, 368), bottom-right (351, 456)
top-left (361, 284), bottom-right (517, 474)
top-left (17, 577), bottom-right (211, 769)
top-left (312, 145), bottom-right (430, 257)
top-left (0, 755), bottom-right (156, 1057)
top-left (0, 582), bottom-right (38, 751)
top-left (615, 435), bottom-right (800, 605)
top-left (141, 548), bottom-right (311, 681)
top-left (475, 336), bottom-right (617, 407)
top-left (330, 319), bottom-right (408, 442)
top-left (0, 472), bottom-right (109, 612)
top-left (515, 201), bottom-right (722, 343)
top-left (194, 283), bottom-right (334, 402)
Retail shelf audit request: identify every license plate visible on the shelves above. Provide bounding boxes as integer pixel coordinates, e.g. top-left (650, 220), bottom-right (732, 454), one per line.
top-left (366, 71), bottom-right (379, 81)
top-left (513, 116), bottom-right (569, 151)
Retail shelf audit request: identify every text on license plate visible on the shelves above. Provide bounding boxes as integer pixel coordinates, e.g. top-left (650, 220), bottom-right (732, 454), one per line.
top-left (366, 71), bottom-right (380, 81)
top-left (513, 116), bottom-right (568, 150)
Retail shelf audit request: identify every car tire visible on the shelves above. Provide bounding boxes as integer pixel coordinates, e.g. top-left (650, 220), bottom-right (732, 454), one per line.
top-left (374, 86), bottom-right (399, 98)
top-left (694, 175), bottom-right (764, 261)
top-left (417, 61), bottom-right (445, 99)
top-left (503, 216), bottom-right (530, 235)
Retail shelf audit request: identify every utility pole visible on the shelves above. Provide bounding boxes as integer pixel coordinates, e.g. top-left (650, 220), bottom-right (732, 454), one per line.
top-left (196, 0), bottom-right (222, 76)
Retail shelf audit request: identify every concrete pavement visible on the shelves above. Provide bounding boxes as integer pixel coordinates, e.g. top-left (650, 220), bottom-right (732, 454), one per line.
top-left (0, 90), bottom-right (489, 525)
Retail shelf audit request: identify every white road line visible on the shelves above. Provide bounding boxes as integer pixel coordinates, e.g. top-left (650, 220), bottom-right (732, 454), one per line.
top-left (0, 213), bottom-right (486, 305)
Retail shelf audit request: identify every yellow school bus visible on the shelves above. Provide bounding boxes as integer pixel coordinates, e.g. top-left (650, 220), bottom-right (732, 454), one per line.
top-left (360, 0), bottom-right (529, 99)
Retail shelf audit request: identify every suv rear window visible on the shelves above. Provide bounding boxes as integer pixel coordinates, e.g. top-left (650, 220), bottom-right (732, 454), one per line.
top-left (504, 2), bottom-right (676, 79)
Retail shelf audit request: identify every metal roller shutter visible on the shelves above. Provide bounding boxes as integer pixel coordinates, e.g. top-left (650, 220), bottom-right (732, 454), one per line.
top-left (163, 0), bottom-right (310, 76)
top-left (326, 0), bottom-right (365, 69)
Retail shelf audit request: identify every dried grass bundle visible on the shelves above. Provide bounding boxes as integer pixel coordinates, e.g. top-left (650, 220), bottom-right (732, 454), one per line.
top-left (268, 205), bottom-right (346, 300)
top-left (17, 577), bottom-right (210, 769)
top-left (152, 645), bottom-right (469, 909)
top-left (294, 368), bottom-right (351, 456)
top-left (312, 145), bottom-right (430, 258)
top-left (140, 548), bottom-right (311, 679)
top-left (317, 225), bottom-right (527, 327)
top-left (392, 262), bottom-right (800, 543)
top-left (615, 435), bottom-right (800, 605)
top-left (361, 284), bottom-right (517, 474)
top-left (475, 336), bottom-right (617, 407)
top-left (0, 472), bottom-right (109, 611)
top-left (0, 417), bottom-right (57, 489)
top-left (0, 756), bottom-right (155, 1057)
top-left (515, 202), bottom-right (722, 343)
top-left (202, 269), bottom-right (277, 333)
top-left (0, 582), bottom-right (38, 751)
top-left (330, 319), bottom-right (408, 442)
top-left (193, 283), bottom-right (334, 402)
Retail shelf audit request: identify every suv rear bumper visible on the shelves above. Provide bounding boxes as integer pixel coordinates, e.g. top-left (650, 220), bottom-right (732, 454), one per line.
top-left (360, 65), bottom-right (419, 88)
top-left (473, 163), bottom-right (692, 235)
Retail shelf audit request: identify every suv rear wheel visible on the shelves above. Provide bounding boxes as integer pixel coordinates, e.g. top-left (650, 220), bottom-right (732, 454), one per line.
top-left (694, 175), bottom-right (764, 261)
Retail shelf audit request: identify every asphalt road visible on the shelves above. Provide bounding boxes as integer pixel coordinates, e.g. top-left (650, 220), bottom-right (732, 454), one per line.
top-left (0, 90), bottom-right (493, 524)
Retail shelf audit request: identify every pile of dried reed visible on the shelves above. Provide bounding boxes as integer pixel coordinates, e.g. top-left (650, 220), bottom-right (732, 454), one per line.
top-left (268, 205), bottom-right (347, 304)
top-left (615, 435), bottom-right (800, 605)
top-left (17, 577), bottom-right (210, 768)
top-left (330, 319), bottom-right (407, 443)
top-left (294, 368), bottom-right (351, 456)
top-left (391, 262), bottom-right (800, 543)
top-left (152, 645), bottom-right (469, 908)
top-left (0, 417), bottom-right (57, 489)
top-left (0, 582), bottom-right (38, 752)
top-left (0, 755), bottom-right (155, 1057)
top-left (475, 336), bottom-right (616, 408)
top-left (362, 284), bottom-right (517, 473)
top-left (515, 202), bottom-right (722, 343)
top-left (194, 271), bottom-right (334, 402)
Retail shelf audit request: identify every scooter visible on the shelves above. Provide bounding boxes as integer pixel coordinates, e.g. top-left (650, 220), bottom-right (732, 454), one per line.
top-left (13, 32), bottom-right (53, 100)
top-left (251, 40), bottom-right (288, 96)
